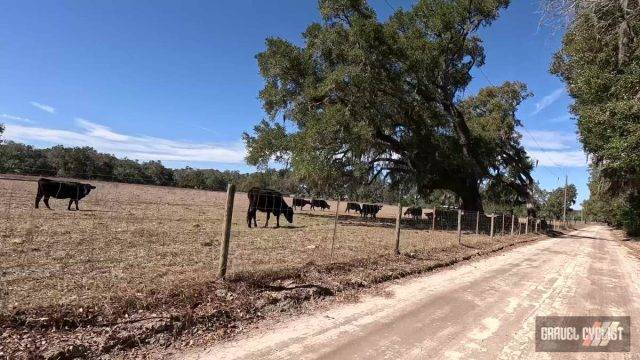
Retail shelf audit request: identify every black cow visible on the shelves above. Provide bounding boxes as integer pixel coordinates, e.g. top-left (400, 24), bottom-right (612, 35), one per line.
top-left (345, 202), bottom-right (361, 213)
top-left (404, 206), bottom-right (423, 220)
top-left (310, 199), bottom-right (330, 211)
top-left (361, 204), bottom-right (383, 219)
top-left (247, 187), bottom-right (294, 228)
top-left (35, 178), bottom-right (96, 211)
top-left (293, 197), bottom-right (310, 210)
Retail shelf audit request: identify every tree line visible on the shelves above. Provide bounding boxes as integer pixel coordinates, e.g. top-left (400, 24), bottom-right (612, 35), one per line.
top-left (0, 139), bottom-right (417, 203)
top-left (0, 135), bottom-right (578, 218)
top-left (0, 140), bottom-right (293, 193)
top-left (548, 0), bottom-right (639, 235)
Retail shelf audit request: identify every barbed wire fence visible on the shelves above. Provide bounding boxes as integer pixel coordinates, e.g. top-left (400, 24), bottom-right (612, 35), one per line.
top-left (0, 170), bottom-right (230, 310)
top-left (214, 184), bottom-right (573, 278)
top-left (0, 170), bottom-right (580, 284)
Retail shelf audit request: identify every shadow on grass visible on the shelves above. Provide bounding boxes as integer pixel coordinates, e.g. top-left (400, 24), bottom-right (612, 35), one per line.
top-left (246, 225), bottom-right (307, 230)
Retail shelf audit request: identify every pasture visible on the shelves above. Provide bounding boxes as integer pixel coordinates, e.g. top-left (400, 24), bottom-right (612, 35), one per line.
top-left (1, 176), bottom-right (538, 330)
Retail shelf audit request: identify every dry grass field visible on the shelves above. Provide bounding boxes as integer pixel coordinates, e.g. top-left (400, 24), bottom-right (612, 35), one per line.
top-left (1, 176), bottom-right (528, 313)
top-left (0, 175), bottom-right (544, 357)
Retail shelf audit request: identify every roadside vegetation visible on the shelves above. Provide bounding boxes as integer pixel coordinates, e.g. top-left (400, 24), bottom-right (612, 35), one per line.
top-left (545, 0), bottom-right (640, 235)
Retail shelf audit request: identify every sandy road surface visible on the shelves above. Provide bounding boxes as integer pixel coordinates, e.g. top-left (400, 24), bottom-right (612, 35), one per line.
top-left (183, 226), bottom-right (640, 359)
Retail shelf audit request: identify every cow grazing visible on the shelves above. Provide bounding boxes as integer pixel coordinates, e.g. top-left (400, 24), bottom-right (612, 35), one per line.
top-left (35, 178), bottom-right (96, 211)
top-left (404, 206), bottom-right (423, 220)
top-left (293, 197), bottom-right (310, 210)
top-left (361, 204), bottom-right (383, 219)
top-left (247, 187), bottom-right (293, 228)
top-left (345, 202), bottom-right (361, 213)
top-left (310, 199), bottom-right (330, 211)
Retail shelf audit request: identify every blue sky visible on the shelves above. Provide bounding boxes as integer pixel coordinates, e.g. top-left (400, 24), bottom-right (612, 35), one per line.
top-left (0, 0), bottom-right (588, 206)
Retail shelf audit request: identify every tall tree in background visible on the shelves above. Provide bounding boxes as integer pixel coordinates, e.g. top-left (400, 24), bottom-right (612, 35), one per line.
top-left (245, 0), bottom-right (534, 211)
top-left (541, 184), bottom-right (577, 220)
top-left (548, 0), bottom-right (640, 234)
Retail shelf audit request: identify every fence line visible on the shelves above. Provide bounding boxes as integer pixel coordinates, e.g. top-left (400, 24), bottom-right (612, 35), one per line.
top-left (214, 186), bottom-right (564, 276)
top-left (0, 174), bottom-right (576, 284)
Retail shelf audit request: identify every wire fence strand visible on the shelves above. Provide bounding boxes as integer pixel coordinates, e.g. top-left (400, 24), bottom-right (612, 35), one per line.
top-left (1, 173), bottom-right (574, 305)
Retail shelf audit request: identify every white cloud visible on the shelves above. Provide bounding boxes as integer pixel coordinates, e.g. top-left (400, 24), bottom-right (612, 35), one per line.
top-left (547, 114), bottom-right (572, 123)
top-left (30, 101), bottom-right (56, 114)
top-left (528, 150), bottom-right (588, 167)
top-left (522, 130), bottom-right (579, 150)
top-left (76, 118), bottom-right (130, 141)
top-left (1, 113), bottom-right (32, 123)
top-left (522, 130), bottom-right (586, 167)
top-left (3, 119), bottom-right (246, 164)
top-left (532, 88), bottom-right (565, 115)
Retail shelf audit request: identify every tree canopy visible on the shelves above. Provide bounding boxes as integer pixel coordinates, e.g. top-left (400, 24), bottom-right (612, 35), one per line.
top-left (550, 0), bottom-right (640, 234)
top-left (244, 0), bottom-right (534, 211)
top-left (542, 184), bottom-right (577, 220)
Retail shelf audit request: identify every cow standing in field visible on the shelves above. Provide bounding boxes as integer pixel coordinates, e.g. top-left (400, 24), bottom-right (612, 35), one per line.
top-left (345, 202), bottom-right (361, 213)
top-left (293, 197), bottom-right (311, 210)
top-left (404, 206), bottom-right (423, 220)
top-left (247, 187), bottom-right (294, 228)
top-left (35, 178), bottom-right (96, 211)
top-left (310, 199), bottom-right (330, 211)
top-left (361, 204), bottom-right (383, 219)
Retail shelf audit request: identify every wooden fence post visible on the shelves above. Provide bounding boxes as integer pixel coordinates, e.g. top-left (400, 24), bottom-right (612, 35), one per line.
top-left (457, 209), bottom-right (463, 244)
top-left (490, 214), bottom-right (495, 238)
top-left (432, 208), bottom-right (437, 231)
top-left (330, 198), bottom-right (341, 261)
top-left (525, 217), bottom-right (529, 234)
top-left (501, 214), bottom-right (505, 235)
top-left (394, 202), bottom-right (402, 255)
top-left (535, 219), bottom-right (538, 233)
top-left (475, 211), bottom-right (480, 235)
top-left (218, 183), bottom-right (236, 279)
top-left (511, 214), bottom-right (515, 235)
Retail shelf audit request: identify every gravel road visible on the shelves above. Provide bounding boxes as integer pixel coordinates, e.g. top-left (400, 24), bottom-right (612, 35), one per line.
top-left (184, 225), bottom-right (640, 359)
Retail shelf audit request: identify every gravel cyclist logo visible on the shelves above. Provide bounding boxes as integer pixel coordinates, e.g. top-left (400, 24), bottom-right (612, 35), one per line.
top-left (536, 316), bottom-right (630, 352)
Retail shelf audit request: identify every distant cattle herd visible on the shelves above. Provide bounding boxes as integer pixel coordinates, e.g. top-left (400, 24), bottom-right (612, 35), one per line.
top-left (29, 180), bottom-right (419, 229)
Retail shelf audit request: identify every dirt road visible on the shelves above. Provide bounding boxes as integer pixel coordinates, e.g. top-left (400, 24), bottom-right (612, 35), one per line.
top-left (184, 226), bottom-right (640, 359)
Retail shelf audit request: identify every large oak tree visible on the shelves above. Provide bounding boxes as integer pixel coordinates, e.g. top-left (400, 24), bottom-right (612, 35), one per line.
top-left (244, 0), bottom-right (534, 211)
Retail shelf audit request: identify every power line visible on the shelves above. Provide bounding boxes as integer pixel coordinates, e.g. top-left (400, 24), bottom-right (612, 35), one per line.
top-left (476, 67), bottom-right (564, 179)
top-left (383, 0), bottom-right (396, 12)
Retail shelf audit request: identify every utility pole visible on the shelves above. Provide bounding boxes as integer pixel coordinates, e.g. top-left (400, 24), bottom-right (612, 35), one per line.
top-left (563, 174), bottom-right (568, 226)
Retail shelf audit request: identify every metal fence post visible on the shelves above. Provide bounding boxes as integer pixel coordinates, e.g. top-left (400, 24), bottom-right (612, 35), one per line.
top-left (218, 183), bottom-right (236, 279)
top-left (475, 211), bottom-right (480, 235)
top-left (394, 202), bottom-right (402, 255)
top-left (490, 214), bottom-right (495, 239)
top-left (457, 209), bottom-right (462, 244)
top-left (511, 214), bottom-right (515, 235)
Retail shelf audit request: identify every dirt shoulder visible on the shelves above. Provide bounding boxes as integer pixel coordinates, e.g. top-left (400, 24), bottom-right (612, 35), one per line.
top-left (180, 226), bottom-right (640, 360)
top-left (1, 228), bottom-right (568, 359)
top-left (616, 228), bottom-right (640, 257)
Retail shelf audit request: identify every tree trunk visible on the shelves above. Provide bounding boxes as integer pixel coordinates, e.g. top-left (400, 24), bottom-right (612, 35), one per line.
top-left (420, 176), bottom-right (484, 213)
top-left (458, 185), bottom-right (484, 212)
